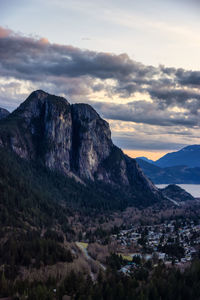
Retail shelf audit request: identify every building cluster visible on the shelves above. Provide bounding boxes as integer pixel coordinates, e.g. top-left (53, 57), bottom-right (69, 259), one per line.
top-left (112, 220), bottom-right (200, 268)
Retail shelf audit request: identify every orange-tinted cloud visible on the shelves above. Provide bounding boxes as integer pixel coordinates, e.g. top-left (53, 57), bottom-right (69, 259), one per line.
top-left (0, 27), bottom-right (12, 38)
top-left (39, 37), bottom-right (49, 44)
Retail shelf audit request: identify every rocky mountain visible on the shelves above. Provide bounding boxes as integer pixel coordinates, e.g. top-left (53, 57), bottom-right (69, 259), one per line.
top-left (154, 145), bottom-right (200, 168)
top-left (160, 184), bottom-right (194, 202)
top-left (0, 107), bottom-right (9, 120)
top-left (0, 90), bottom-right (160, 206)
top-left (136, 158), bottom-right (200, 184)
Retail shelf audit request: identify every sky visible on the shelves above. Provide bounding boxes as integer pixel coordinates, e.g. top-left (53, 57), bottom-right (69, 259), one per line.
top-left (0, 0), bottom-right (200, 160)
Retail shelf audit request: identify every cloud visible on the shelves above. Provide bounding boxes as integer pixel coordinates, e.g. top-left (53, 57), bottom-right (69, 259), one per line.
top-left (0, 27), bottom-right (139, 82)
top-left (0, 26), bottom-right (200, 151)
top-left (90, 100), bottom-right (198, 128)
top-left (109, 120), bottom-right (200, 151)
top-left (0, 26), bottom-right (200, 104)
top-left (112, 135), bottom-right (187, 151)
top-left (0, 27), bottom-right (12, 38)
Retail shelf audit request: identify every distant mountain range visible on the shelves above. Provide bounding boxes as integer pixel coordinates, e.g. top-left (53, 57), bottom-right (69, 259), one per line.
top-left (154, 145), bottom-right (200, 168)
top-left (136, 145), bottom-right (200, 184)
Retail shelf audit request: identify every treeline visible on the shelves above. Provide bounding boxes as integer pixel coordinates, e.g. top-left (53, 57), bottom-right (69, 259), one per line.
top-left (0, 233), bottom-right (73, 269)
top-left (0, 148), bottom-right (72, 229)
top-left (0, 230), bottom-right (73, 282)
top-left (58, 261), bottom-right (200, 300)
top-left (1, 260), bottom-right (200, 299)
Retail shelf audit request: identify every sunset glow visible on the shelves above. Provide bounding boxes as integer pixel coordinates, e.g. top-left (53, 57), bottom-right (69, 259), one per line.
top-left (123, 149), bottom-right (170, 161)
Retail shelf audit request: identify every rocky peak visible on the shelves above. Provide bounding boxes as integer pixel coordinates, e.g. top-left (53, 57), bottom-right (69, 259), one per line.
top-left (14, 90), bottom-right (70, 122)
top-left (0, 91), bottom-right (72, 173)
top-left (0, 107), bottom-right (9, 120)
top-left (0, 90), bottom-right (162, 205)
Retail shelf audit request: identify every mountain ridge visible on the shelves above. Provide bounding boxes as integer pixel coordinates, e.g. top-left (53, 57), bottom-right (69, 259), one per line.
top-left (136, 156), bottom-right (155, 164)
top-left (154, 145), bottom-right (200, 168)
top-left (136, 158), bottom-right (200, 184)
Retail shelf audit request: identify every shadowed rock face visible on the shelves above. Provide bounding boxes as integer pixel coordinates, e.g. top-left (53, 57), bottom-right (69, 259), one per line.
top-left (0, 107), bottom-right (9, 120)
top-left (0, 90), bottom-right (160, 203)
top-left (71, 103), bottom-right (113, 180)
top-left (0, 91), bottom-right (72, 174)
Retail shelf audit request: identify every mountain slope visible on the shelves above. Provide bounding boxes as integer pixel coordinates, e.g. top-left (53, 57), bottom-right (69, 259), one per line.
top-left (154, 145), bottom-right (200, 168)
top-left (0, 146), bottom-right (141, 229)
top-left (160, 184), bottom-right (194, 202)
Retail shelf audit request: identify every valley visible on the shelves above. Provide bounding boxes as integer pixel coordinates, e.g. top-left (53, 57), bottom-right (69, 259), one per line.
top-left (0, 91), bottom-right (199, 299)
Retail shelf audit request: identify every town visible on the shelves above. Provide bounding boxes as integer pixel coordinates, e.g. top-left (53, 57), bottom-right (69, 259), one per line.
top-left (111, 219), bottom-right (200, 272)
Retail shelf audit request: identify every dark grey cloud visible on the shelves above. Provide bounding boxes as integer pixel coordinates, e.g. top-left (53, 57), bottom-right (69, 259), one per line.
top-left (1, 26), bottom-right (200, 134)
top-left (0, 26), bottom-right (200, 100)
top-left (0, 27), bottom-right (142, 82)
top-left (148, 87), bottom-right (200, 110)
top-left (90, 100), bottom-right (199, 128)
top-left (177, 70), bottom-right (200, 86)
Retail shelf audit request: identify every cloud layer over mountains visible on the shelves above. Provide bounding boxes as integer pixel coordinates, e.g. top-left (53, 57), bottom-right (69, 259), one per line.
top-left (0, 26), bottom-right (200, 151)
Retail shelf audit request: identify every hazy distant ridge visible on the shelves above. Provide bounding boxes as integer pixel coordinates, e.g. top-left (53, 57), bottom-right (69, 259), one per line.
top-left (136, 145), bottom-right (200, 184)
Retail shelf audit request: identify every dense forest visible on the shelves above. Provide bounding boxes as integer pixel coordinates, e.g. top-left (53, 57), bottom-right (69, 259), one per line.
top-left (0, 146), bottom-right (197, 300)
top-left (0, 147), bottom-right (152, 297)
top-left (1, 259), bottom-right (200, 299)
top-left (0, 146), bottom-right (139, 225)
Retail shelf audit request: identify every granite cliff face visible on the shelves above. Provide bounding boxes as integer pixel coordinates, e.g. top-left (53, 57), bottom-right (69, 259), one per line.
top-left (70, 103), bottom-right (113, 180)
top-left (0, 90), bottom-right (160, 203)
top-left (0, 91), bottom-right (72, 175)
